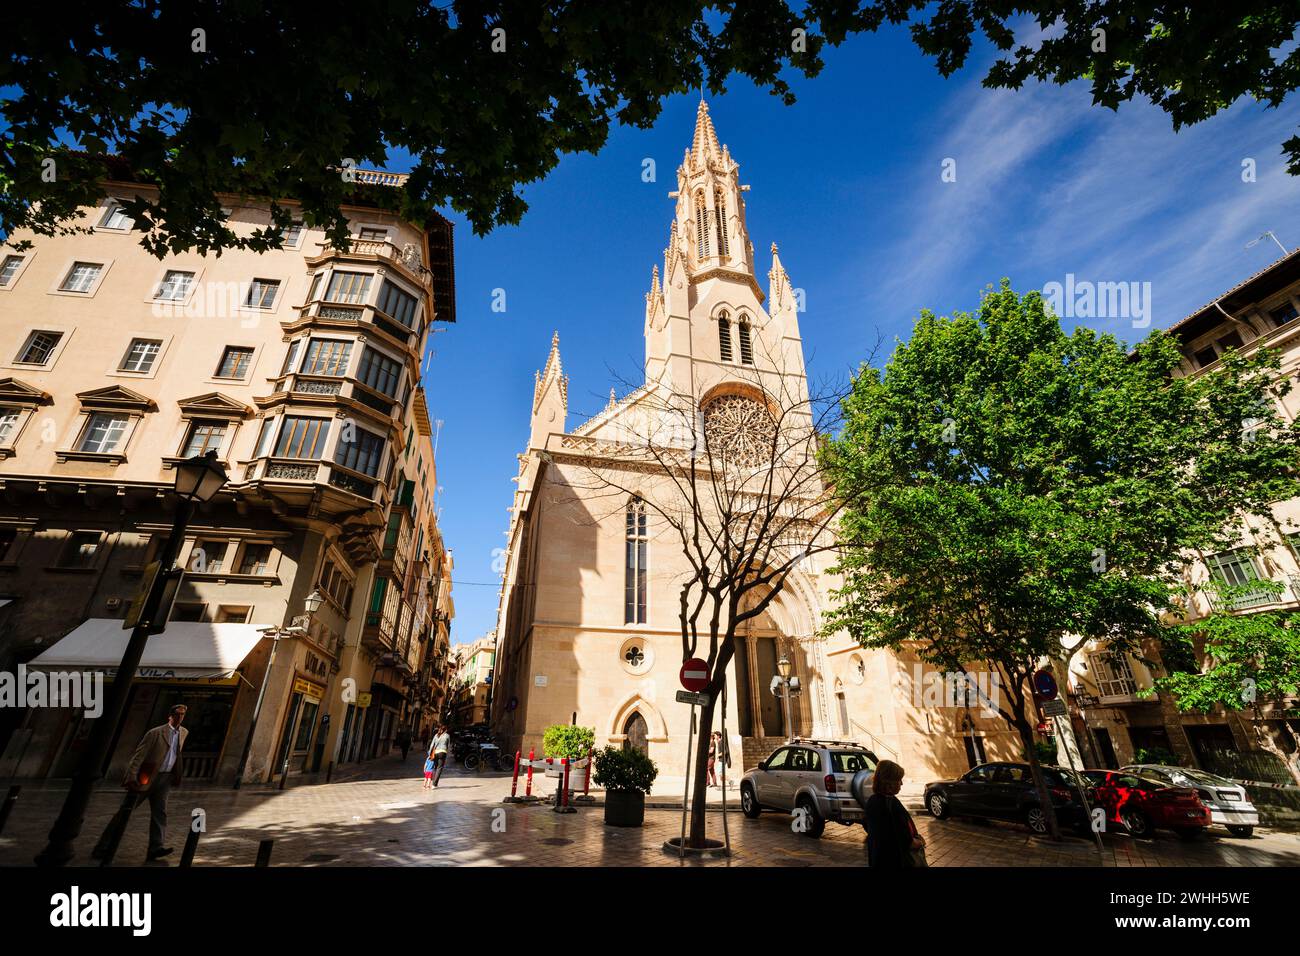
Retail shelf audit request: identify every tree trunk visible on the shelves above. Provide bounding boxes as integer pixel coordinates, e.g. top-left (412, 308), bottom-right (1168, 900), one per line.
top-left (1253, 719), bottom-right (1300, 787)
top-left (686, 693), bottom-right (718, 847)
top-left (1013, 710), bottom-right (1062, 841)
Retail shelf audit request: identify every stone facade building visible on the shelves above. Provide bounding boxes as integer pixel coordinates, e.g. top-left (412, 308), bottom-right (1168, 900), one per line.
top-left (1067, 250), bottom-right (1300, 780)
top-left (0, 170), bottom-right (456, 785)
top-left (489, 103), bottom-right (1020, 780)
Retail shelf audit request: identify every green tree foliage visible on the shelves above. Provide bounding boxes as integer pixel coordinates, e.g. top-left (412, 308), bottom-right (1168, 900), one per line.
top-left (1155, 581), bottom-right (1300, 784)
top-left (823, 281), bottom-right (1300, 835)
top-left (5, 4), bottom-right (1298, 257)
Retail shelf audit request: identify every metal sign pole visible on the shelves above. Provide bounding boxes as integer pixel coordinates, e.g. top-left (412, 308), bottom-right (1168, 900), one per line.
top-left (720, 680), bottom-right (730, 852)
top-left (679, 704), bottom-right (695, 858)
top-left (1054, 713), bottom-right (1104, 855)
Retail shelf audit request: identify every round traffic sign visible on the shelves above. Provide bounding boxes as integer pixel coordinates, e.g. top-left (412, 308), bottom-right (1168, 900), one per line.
top-left (1033, 669), bottom-right (1058, 700)
top-left (679, 658), bottom-right (710, 692)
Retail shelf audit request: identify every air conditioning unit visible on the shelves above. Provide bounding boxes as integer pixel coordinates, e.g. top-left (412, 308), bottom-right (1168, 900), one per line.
top-left (105, 597), bottom-right (122, 611)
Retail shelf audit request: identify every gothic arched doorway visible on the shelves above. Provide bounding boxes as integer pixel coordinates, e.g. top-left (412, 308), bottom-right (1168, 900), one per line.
top-left (623, 712), bottom-right (649, 753)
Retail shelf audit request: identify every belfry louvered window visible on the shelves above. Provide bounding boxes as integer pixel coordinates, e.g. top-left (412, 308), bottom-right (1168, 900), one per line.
top-left (695, 194), bottom-right (710, 259)
top-left (714, 190), bottom-right (729, 257)
top-left (718, 313), bottom-right (733, 362)
top-left (738, 320), bottom-right (754, 365)
top-left (625, 499), bottom-right (648, 624)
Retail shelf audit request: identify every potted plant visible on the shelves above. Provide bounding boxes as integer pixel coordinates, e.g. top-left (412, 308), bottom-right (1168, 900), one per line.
top-left (593, 746), bottom-right (659, 827)
top-left (542, 725), bottom-right (596, 795)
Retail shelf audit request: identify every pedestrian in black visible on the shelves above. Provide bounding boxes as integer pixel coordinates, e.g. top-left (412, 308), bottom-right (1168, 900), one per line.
top-left (396, 727), bottom-right (412, 762)
top-left (863, 759), bottom-right (927, 867)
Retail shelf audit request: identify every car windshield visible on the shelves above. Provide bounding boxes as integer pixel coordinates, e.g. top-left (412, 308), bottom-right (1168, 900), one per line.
top-left (831, 751), bottom-right (876, 774)
top-left (1159, 767), bottom-right (1231, 787)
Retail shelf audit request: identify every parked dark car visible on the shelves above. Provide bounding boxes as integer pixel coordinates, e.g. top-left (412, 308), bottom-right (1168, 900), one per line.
top-left (924, 762), bottom-right (1087, 834)
top-left (1080, 769), bottom-right (1210, 839)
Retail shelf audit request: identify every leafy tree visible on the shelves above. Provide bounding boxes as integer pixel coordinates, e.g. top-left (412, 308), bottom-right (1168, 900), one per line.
top-left (822, 281), bottom-right (1300, 838)
top-left (1155, 580), bottom-right (1300, 785)
top-left (5, 3), bottom-right (1299, 257)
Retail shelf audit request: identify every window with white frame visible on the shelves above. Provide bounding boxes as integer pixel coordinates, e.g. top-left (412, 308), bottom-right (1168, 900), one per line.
top-left (0, 255), bottom-right (24, 287)
top-left (119, 338), bottom-right (162, 373)
top-left (77, 413), bottom-right (130, 454)
top-left (325, 270), bottom-right (371, 304)
top-left (60, 262), bottom-right (102, 293)
top-left (357, 227), bottom-right (388, 242)
top-left (244, 278), bottom-right (280, 309)
top-left (16, 330), bottom-right (62, 365)
top-left (60, 531), bottom-right (103, 569)
top-left (0, 407), bottom-right (19, 445)
top-left (1092, 653), bottom-right (1138, 698)
top-left (283, 221), bottom-right (304, 247)
top-left (154, 270), bottom-right (195, 301)
top-left (190, 538), bottom-right (229, 573)
top-left (99, 202), bottom-right (134, 230)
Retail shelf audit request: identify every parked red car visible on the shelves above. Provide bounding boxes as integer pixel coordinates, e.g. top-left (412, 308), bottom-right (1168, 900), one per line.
top-left (1080, 770), bottom-right (1211, 839)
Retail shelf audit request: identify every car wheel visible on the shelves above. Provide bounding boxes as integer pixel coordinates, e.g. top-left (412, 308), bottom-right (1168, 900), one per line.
top-left (462, 751), bottom-right (481, 772)
top-left (927, 792), bottom-right (950, 820)
top-left (1227, 825), bottom-right (1254, 838)
top-left (796, 797), bottom-right (826, 838)
top-left (740, 784), bottom-right (762, 819)
top-left (1121, 809), bottom-right (1151, 838)
top-left (1024, 805), bottom-right (1049, 835)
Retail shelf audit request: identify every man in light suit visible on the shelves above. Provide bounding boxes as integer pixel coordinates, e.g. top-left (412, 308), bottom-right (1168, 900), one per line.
top-left (92, 703), bottom-right (188, 862)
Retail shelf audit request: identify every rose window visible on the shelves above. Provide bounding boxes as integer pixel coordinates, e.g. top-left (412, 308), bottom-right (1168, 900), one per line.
top-left (702, 395), bottom-right (776, 468)
top-left (624, 647), bottom-right (645, 667)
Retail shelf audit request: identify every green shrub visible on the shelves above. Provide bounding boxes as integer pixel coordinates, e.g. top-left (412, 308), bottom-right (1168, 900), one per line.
top-left (1134, 746), bottom-right (1181, 767)
top-left (592, 746), bottom-right (659, 794)
top-left (1024, 739), bottom-right (1058, 765)
top-left (542, 724), bottom-right (595, 759)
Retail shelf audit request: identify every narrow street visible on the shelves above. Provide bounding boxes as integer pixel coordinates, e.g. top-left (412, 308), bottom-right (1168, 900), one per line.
top-left (3, 757), bottom-right (1298, 867)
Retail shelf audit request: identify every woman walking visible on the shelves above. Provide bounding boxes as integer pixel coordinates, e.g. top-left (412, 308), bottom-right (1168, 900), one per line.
top-left (863, 759), bottom-right (926, 867)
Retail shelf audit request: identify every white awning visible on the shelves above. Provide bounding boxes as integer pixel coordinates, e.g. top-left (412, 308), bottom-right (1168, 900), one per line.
top-left (28, 619), bottom-right (268, 680)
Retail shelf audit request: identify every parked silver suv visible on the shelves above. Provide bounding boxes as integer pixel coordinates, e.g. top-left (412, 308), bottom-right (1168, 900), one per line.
top-left (740, 738), bottom-right (878, 838)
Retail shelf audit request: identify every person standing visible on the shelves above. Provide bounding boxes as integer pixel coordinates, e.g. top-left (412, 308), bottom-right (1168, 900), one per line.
top-left (863, 759), bottom-right (926, 868)
top-left (395, 727), bottom-right (412, 762)
top-left (706, 733), bottom-right (718, 788)
top-left (92, 704), bottom-right (189, 862)
top-left (713, 731), bottom-right (731, 788)
top-left (428, 724), bottom-right (451, 787)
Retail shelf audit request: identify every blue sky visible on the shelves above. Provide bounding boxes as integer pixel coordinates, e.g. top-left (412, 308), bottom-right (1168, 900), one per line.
top-left (413, 28), bottom-right (1300, 645)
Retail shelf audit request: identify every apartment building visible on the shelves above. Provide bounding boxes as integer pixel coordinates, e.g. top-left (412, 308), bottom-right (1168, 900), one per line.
top-left (451, 635), bottom-right (495, 727)
top-left (0, 169), bottom-right (457, 785)
top-left (1067, 249), bottom-right (1300, 779)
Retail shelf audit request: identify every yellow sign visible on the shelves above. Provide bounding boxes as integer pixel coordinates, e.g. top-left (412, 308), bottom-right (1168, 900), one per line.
top-left (293, 677), bottom-right (325, 701)
top-left (357, 692), bottom-right (372, 708)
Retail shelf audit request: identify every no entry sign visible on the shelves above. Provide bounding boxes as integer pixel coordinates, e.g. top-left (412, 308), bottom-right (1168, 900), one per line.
top-left (679, 658), bottom-right (710, 692)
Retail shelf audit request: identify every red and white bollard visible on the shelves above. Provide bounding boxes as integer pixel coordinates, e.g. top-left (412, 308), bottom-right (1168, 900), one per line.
top-left (526, 748), bottom-right (535, 798)
top-left (510, 751), bottom-right (521, 798)
top-left (554, 757), bottom-right (576, 813)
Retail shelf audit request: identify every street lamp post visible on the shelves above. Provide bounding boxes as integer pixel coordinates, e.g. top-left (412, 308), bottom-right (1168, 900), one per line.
top-left (231, 586), bottom-right (322, 790)
top-left (35, 451), bottom-right (227, 866)
top-left (777, 656), bottom-right (793, 741)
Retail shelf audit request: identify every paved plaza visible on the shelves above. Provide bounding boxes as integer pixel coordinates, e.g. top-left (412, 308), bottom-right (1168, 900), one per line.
top-left (2, 758), bottom-right (1298, 867)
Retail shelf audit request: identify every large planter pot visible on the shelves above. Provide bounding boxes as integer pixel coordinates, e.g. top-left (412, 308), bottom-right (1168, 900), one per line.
top-left (604, 789), bottom-right (646, 827)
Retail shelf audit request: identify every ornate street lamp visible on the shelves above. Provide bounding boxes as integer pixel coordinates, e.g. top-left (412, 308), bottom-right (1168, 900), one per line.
top-left (36, 450), bottom-right (227, 866)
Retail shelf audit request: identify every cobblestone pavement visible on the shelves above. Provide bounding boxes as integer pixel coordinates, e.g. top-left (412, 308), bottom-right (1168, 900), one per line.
top-left (2, 758), bottom-right (1298, 867)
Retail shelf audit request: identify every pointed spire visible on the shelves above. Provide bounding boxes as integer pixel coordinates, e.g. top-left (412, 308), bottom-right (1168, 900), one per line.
top-left (607, 388), bottom-right (617, 410)
top-left (534, 330), bottom-right (568, 412)
top-left (691, 100), bottom-right (724, 169)
top-left (769, 242), bottom-right (792, 311)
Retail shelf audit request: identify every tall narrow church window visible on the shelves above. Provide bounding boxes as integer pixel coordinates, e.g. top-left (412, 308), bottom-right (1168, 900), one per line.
top-left (625, 498), bottom-right (648, 624)
top-left (718, 313), bottom-right (733, 362)
top-left (738, 320), bottom-right (754, 365)
top-left (714, 190), bottom-right (729, 258)
top-left (695, 194), bottom-right (710, 259)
